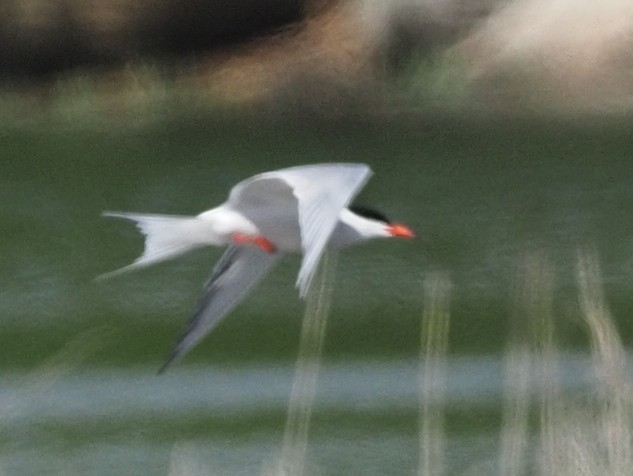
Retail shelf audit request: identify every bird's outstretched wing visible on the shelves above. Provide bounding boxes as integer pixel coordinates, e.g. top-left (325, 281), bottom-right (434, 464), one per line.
top-left (159, 245), bottom-right (280, 373)
top-left (229, 163), bottom-right (372, 296)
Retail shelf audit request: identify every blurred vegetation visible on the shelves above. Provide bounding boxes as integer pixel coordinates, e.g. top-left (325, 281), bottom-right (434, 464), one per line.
top-left (1, 0), bottom-right (632, 128)
top-left (0, 0), bottom-right (305, 78)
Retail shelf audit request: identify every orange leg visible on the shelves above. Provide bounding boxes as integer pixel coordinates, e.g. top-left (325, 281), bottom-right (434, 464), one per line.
top-left (231, 233), bottom-right (277, 253)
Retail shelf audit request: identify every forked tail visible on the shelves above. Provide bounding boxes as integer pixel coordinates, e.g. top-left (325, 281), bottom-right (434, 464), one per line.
top-left (99, 212), bottom-right (206, 279)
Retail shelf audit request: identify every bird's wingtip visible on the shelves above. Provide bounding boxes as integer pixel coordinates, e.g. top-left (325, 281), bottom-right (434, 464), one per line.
top-left (156, 360), bottom-right (171, 375)
top-left (157, 350), bottom-right (180, 375)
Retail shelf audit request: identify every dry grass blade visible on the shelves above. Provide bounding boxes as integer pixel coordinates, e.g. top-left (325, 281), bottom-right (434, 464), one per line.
top-left (574, 249), bottom-right (633, 475)
top-left (266, 251), bottom-right (338, 476)
top-left (418, 271), bottom-right (451, 476)
top-left (0, 326), bottom-right (112, 424)
top-left (500, 251), bottom-right (558, 476)
top-left (168, 442), bottom-right (210, 476)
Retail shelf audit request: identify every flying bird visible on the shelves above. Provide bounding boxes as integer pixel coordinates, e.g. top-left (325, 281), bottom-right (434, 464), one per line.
top-left (101, 163), bottom-right (414, 371)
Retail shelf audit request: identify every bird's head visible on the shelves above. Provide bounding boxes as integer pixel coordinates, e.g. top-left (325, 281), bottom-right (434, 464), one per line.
top-left (348, 205), bottom-right (415, 240)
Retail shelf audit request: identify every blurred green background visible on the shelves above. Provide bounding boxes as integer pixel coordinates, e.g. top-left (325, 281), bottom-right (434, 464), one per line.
top-left (2, 1), bottom-right (633, 475)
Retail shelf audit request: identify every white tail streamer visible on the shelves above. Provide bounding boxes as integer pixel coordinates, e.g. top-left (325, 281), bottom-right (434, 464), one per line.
top-left (99, 212), bottom-right (208, 279)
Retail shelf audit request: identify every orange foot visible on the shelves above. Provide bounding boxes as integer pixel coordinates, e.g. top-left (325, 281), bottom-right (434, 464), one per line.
top-left (231, 233), bottom-right (277, 253)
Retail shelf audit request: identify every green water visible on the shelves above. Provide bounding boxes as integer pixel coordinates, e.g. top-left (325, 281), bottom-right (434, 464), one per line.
top-left (2, 116), bottom-right (633, 474)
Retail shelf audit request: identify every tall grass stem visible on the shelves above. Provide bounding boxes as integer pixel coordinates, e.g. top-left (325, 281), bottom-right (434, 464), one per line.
top-left (267, 251), bottom-right (338, 476)
top-left (419, 271), bottom-right (451, 476)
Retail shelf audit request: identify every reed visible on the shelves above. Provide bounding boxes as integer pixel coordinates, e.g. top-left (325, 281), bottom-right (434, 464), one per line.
top-left (265, 251), bottom-right (338, 476)
top-left (0, 327), bottom-right (111, 475)
top-left (546, 250), bottom-right (633, 476)
top-left (418, 271), bottom-right (451, 476)
top-left (0, 326), bottom-right (110, 425)
top-left (169, 249), bottom-right (633, 476)
top-left (496, 249), bottom-right (633, 476)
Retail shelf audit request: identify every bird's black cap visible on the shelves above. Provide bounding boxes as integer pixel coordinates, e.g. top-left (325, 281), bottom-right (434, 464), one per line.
top-left (349, 205), bottom-right (391, 224)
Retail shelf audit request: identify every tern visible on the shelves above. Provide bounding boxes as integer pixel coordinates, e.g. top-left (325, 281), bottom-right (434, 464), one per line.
top-left (102, 163), bottom-right (414, 371)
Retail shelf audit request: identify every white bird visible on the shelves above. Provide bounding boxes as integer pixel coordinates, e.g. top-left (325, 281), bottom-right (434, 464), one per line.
top-left (101, 163), bottom-right (414, 371)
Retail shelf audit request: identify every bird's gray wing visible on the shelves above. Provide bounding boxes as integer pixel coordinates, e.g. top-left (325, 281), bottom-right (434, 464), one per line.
top-left (278, 164), bottom-right (372, 296)
top-left (159, 245), bottom-right (280, 372)
top-left (229, 163), bottom-right (372, 297)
